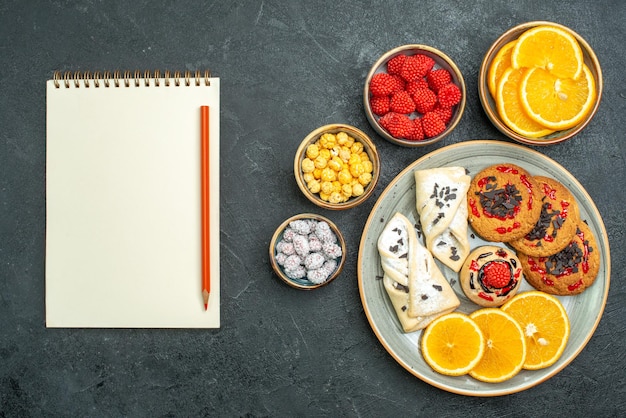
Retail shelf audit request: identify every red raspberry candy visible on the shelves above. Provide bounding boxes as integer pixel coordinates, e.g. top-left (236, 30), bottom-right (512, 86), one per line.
top-left (482, 261), bottom-right (511, 289)
top-left (412, 88), bottom-right (437, 114)
top-left (390, 90), bottom-right (416, 114)
top-left (405, 118), bottom-right (425, 141)
top-left (400, 54), bottom-right (435, 82)
top-left (379, 112), bottom-right (413, 139)
top-left (438, 83), bottom-right (462, 107)
top-left (406, 79), bottom-right (430, 96)
top-left (432, 104), bottom-right (453, 124)
top-left (421, 111), bottom-right (447, 138)
top-left (427, 68), bottom-right (452, 92)
top-left (387, 54), bottom-right (407, 76)
top-left (370, 95), bottom-right (390, 116)
top-left (370, 73), bottom-right (402, 97)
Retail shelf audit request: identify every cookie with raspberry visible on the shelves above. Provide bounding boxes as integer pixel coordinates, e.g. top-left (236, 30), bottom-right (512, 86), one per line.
top-left (460, 245), bottom-right (523, 307)
top-left (467, 164), bottom-right (542, 242)
top-left (519, 221), bottom-right (600, 296)
top-left (509, 176), bottom-right (581, 257)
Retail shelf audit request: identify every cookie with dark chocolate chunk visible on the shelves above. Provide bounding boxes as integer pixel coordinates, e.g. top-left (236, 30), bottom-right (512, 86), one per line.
top-left (510, 176), bottom-right (581, 257)
top-left (467, 164), bottom-right (542, 242)
top-left (518, 221), bottom-right (600, 296)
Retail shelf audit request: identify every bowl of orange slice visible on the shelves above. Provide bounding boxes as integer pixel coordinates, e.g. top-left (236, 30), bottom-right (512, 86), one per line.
top-left (479, 21), bottom-right (603, 146)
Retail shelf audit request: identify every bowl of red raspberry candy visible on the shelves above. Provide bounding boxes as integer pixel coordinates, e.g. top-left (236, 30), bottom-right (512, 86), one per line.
top-left (363, 44), bottom-right (466, 147)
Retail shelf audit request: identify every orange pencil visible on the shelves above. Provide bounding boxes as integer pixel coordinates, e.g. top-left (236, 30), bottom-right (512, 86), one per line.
top-left (201, 105), bottom-right (211, 310)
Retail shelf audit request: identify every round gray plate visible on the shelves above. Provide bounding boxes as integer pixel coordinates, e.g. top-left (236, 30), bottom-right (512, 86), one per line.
top-left (357, 140), bottom-right (611, 396)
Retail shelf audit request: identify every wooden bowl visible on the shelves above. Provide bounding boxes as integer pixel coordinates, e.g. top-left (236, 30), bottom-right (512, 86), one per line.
top-left (294, 124), bottom-right (380, 210)
top-left (269, 213), bottom-right (346, 290)
top-left (478, 21), bottom-right (603, 146)
top-left (363, 44), bottom-right (466, 147)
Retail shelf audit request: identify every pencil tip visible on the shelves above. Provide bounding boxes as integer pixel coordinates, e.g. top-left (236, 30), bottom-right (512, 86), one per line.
top-left (204, 303), bottom-right (208, 311)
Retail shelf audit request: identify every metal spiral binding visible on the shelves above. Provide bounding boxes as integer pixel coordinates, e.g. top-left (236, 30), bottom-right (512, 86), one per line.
top-left (53, 69), bottom-right (212, 88)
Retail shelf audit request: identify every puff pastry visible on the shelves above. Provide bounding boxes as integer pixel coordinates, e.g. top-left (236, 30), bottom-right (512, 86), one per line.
top-left (414, 166), bottom-right (471, 272)
top-left (377, 212), bottom-right (460, 333)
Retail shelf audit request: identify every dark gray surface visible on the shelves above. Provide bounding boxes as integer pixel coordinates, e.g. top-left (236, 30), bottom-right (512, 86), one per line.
top-left (1, 0), bottom-right (625, 416)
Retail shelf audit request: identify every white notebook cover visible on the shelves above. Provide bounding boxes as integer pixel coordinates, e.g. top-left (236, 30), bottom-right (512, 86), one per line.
top-left (45, 74), bottom-right (220, 328)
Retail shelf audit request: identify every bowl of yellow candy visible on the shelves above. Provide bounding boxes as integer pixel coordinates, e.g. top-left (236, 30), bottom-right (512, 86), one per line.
top-left (294, 124), bottom-right (380, 210)
top-left (479, 21), bottom-right (602, 146)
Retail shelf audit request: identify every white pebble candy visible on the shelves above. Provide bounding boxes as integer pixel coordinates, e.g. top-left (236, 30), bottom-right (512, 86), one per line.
top-left (292, 234), bottom-right (310, 258)
top-left (276, 240), bottom-right (295, 256)
top-left (285, 265), bottom-right (307, 279)
top-left (304, 252), bottom-right (325, 270)
top-left (322, 241), bottom-right (343, 259)
top-left (315, 221), bottom-right (337, 243)
top-left (307, 268), bottom-right (330, 284)
top-left (322, 259), bottom-right (338, 274)
top-left (282, 228), bottom-right (296, 242)
top-left (283, 254), bottom-right (302, 271)
top-left (275, 252), bottom-right (287, 266)
top-left (308, 235), bottom-right (323, 252)
top-left (289, 220), bottom-right (312, 235)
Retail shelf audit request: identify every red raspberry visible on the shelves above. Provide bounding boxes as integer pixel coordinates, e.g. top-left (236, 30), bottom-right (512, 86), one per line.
top-left (400, 54), bottom-right (435, 82)
top-left (387, 54), bottom-right (407, 76)
top-left (405, 79), bottom-right (430, 96)
top-left (379, 112), bottom-right (413, 139)
top-left (370, 95), bottom-right (390, 116)
top-left (412, 88), bottom-right (437, 114)
top-left (370, 73), bottom-right (402, 97)
top-left (481, 261), bottom-right (511, 289)
top-left (426, 68), bottom-right (452, 92)
top-left (432, 104), bottom-right (453, 124)
top-left (438, 83), bottom-right (462, 107)
top-left (389, 90), bottom-right (415, 114)
top-left (405, 118), bottom-right (425, 141)
top-left (421, 111), bottom-right (447, 138)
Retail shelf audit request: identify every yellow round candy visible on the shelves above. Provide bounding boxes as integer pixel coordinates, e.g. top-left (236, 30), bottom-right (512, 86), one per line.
top-left (328, 156), bottom-right (343, 172)
top-left (319, 148), bottom-right (331, 160)
top-left (321, 181), bottom-right (334, 195)
top-left (313, 168), bottom-right (322, 180)
top-left (321, 167), bottom-right (337, 182)
top-left (319, 133), bottom-right (337, 149)
top-left (352, 183), bottom-right (364, 197)
top-left (341, 183), bottom-right (352, 196)
top-left (301, 157), bottom-right (315, 173)
top-left (359, 151), bottom-right (370, 162)
top-left (307, 179), bottom-right (321, 194)
top-left (362, 160), bottom-right (373, 174)
top-left (328, 192), bottom-right (344, 204)
top-left (319, 192), bottom-right (330, 201)
top-left (303, 172), bottom-right (315, 183)
top-left (338, 147), bottom-right (351, 162)
top-left (314, 156), bottom-right (327, 169)
top-left (336, 131), bottom-right (349, 145)
top-left (348, 154), bottom-right (361, 166)
top-left (338, 169), bottom-right (352, 184)
top-left (306, 144), bottom-right (320, 159)
top-left (350, 163), bottom-right (364, 178)
top-left (358, 172), bottom-right (372, 186)
top-left (351, 141), bottom-right (364, 154)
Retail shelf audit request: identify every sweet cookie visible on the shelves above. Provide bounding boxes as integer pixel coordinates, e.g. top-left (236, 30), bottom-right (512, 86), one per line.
top-left (460, 245), bottom-right (523, 307)
top-left (519, 221), bottom-right (600, 296)
top-left (467, 164), bottom-right (541, 242)
top-left (509, 176), bottom-right (581, 257)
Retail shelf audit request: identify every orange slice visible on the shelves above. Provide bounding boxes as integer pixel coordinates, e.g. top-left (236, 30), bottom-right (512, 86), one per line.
top-left (501, 291), bottom-right (570, 370)
top-left (421, 312), bottom-right (485, 376)
top-left (468, 308), bottom-right (526, 383)
top-left (488, 40), bottom-right (516, 99)
top-left (496, 67), bottom-right (555, 138)
top-left (511, 25), bottom-right (584, 80)
top-left (519, 64), bottom-right (596, 130)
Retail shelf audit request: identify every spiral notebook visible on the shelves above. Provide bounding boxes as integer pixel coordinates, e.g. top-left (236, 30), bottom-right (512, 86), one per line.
top-left (45, 70), bottom-right (220, 328)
